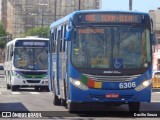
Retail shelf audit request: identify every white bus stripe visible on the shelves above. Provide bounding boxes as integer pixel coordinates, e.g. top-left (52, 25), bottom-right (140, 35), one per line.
top-left (12, 92), bottom-right (21, 94)
top-left (30, 92), bottom-right (40, 94)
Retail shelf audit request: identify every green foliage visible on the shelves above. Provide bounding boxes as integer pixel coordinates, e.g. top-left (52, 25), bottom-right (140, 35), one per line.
top-left (24, 26), bottom-right (50, 38)
top-left (0, 22), bottom-right (7, 49)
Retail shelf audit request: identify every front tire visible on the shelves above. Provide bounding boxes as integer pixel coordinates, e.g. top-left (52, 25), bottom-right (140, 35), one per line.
top-left (5, 72), bottom-right (10, 89)
top-left (53, 93), bottom-right (61, 105)
top-left (128, 102), bottom-right (140, 113)
top-left (39, 86), bottom-right (49, 92)
top-left (11, 85), bottom-right (19, 91)
top-left (35, 86), bottom-right (40, 91)
top-left (67, 101), bottom-right (78, 113)
top-left (6, 84), bottom-right (11, 89)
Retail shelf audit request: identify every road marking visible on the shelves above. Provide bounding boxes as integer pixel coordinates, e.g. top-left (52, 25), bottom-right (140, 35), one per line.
top-left (30, 92), bottom-right (40, 94)
top-left (12, 92), bottom-right (21, 94)
top-left (153, 92), bottom-right (160, 94)
top-left (152, 101), bottom-right (160, 102)
top-left (154, 92), bottom-right (160, 94)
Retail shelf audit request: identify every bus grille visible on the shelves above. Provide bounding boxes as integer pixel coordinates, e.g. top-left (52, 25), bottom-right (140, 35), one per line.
top-left (21, 72), bottom-right (47, 78)
top-left (83, 74), bottom-right (141, 82)
top-left (26, 80), bottom-right (40, 83)
top-left (21, 71), bottom-right (47, 75)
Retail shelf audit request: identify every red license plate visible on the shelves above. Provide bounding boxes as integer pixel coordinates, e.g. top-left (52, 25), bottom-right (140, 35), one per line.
top-left (106, 93), bottom-right (119, 98)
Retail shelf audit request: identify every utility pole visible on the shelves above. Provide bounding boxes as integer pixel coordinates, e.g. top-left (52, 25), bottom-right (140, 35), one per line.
top-left (29, 13), bottom-right (37, 35)
top-left (54, 0), bottom-right (57, 21)
top-left (39, 3), bottom-right (47, 37)
top-left (129, 0), bottom-right (132, 11)
top-left (78, 0), bottom-right (81, 10)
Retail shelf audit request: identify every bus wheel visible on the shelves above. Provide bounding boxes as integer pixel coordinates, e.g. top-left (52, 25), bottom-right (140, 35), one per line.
top-left (11, 85), bottom-right (18, 91)
top-left (128, 102), bottom-right (140, 113)
top-left (38, 86), bottom-right (49, 92)
top-left (45, 87), bottom-right (50, 92)
top-left (6, 84), bottom-right (11, 89)
top-left (42, 86), bottom-right (49, 92)
top-left (53, 94), bottom-right (61, 105)
top-left (35, 87), bottom-right (40, 91)
top-left (67, 101), bottom-right (78, 113)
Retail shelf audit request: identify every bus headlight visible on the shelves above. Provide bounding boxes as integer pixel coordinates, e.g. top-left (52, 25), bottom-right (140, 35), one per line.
top-left (143, 81), bottom-right (150, 87)
top-left (135, 79), bottom-right (152, 91)
top-left (74, 80), bottom-right (81, 86)
top-left (70, 78), bottom-right (88, 90)
top-left (12, 71), bottom-right (23, 78)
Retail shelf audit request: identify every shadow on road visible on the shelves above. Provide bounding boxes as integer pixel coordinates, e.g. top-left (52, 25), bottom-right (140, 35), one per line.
top-left (74, 102), bottom-right (160, 117)
top-left (0, 102), bottom-right (159, 118)
top-left (0, 102), bottom-right (29, 111)
top-left (38, 102), bottom-right (160, 117)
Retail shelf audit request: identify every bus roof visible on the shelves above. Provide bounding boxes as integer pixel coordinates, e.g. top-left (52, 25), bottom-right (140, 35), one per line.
top-left (6, 37), bottom-right (49, 46)
top-left (50, 10), bottom-right (149, 29)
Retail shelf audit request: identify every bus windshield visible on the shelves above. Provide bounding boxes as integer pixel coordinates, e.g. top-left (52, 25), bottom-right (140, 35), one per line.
top-left (13, 47), bottom-right (48, 70)
top-left (71, 26), bottom-right (151, 69)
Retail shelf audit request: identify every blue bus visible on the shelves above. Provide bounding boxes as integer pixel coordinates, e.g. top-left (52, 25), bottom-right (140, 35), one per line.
top-left (48, 10), bottom-right (155, 112)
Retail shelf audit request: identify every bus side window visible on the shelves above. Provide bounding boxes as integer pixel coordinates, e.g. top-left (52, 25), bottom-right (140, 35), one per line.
top-left (51, 31), bottom-right (55, 53)
top-left (6, 47), bottom-right (9, 62)
top-left (58, 29), bottom-right (62, 53)
top-left (9, 45), bottom-right (13, 61)
top-left (53, 29), bottom-right (57, 53)
top-left (62, 25), bottom-right (66, 52)
top-left (8, 46), bottom-right (10, 61)
top-left (60, 26), bottom-right (63, 53)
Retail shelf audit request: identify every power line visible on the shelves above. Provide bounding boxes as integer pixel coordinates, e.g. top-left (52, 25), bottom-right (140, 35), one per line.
top-left (129, 0), bottom-right (132, 10)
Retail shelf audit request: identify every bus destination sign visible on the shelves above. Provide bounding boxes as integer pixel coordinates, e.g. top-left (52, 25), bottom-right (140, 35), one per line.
top-left (23, 42), bottom-right (45, 46)
top-left (79, 13), bottom-right (142, 23)
top-left (15, 40), bottom-right (48, 47)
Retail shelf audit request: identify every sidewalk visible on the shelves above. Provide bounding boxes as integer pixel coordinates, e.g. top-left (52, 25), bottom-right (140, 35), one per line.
top-left (152, 88), bottom-right (160, 92)
top-left (0, 70), bottom-right (4, 78)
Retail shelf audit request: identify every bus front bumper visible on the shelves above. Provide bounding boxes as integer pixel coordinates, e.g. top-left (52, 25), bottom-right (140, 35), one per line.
top-left (11, 77), bottom-right (48, 87)
top-left (69, 84), bottom-right (152, 103)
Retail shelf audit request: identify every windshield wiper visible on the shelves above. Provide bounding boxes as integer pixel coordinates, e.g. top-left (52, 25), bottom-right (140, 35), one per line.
top-left (127, 24), bottom-right (135, 32)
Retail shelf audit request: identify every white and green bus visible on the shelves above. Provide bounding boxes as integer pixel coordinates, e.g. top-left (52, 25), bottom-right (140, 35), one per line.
top-left (4, 37), bottom-right (49, 91)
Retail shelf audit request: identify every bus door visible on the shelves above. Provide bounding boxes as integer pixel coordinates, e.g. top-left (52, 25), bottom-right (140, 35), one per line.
top-left (48, 31), bottom-right (53, 91)
top-left (50, 28), bottom-right (60, 96)
top-left (61, 25), bottom-right (67, 101)
top-left (58, 25), bottom-right (67, 100)
top-left (55, 27), bottom-right (62, 96)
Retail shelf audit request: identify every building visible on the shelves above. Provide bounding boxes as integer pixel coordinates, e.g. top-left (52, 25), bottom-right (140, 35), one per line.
top-left (149, 8), bottom-right (160, 71)
top-left (149, 8), bottom-right (160, 38)
top-left (0, 0), bottom-right (100, 38)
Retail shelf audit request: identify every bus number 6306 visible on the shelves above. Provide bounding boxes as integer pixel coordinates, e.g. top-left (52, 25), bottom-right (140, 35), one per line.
top-left (119, 82), bottom-right (136, 89)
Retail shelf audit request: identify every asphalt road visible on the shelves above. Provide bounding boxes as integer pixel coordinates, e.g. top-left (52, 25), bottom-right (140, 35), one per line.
top-left (0, 71), bottom-right (160, 119)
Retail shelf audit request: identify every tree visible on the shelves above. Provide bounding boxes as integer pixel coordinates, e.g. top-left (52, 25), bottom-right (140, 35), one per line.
top-left (0, 22), bottom-right (7, 48)
top-left (24, 26), bottom-right (50, 38)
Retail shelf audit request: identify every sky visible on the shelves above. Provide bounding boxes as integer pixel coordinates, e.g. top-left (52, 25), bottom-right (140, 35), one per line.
top-left (101, 0), bottom-right (160, 12)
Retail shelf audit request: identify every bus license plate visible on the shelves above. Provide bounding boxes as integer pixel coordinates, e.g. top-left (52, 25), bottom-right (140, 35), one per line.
top-left (106, 93), bottom-right (119, 98)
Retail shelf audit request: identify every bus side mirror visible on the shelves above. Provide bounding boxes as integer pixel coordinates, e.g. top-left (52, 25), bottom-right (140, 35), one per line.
top-left (65, 18), bottom-right (75, 41)
top-left (65, 26), bottom-right (73, 41)
top-left (151, 32), bottom-right (157, 45)
top-left (65, 31), bottom-right (71, 41)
